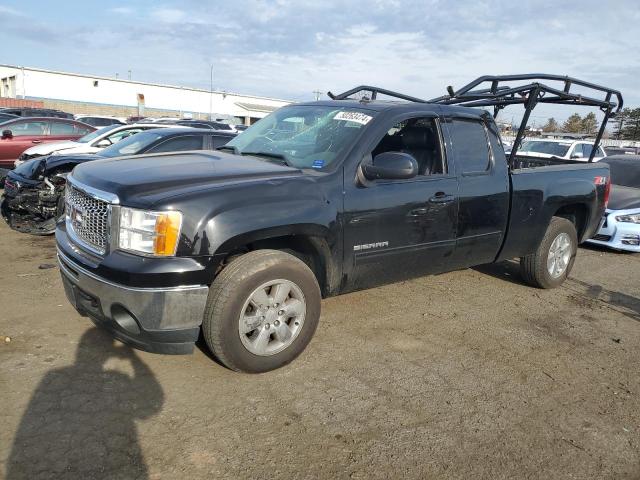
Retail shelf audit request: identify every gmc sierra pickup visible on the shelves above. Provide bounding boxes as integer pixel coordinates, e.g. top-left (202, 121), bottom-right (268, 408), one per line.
top-left (56, 76), bottom-right (617, 373)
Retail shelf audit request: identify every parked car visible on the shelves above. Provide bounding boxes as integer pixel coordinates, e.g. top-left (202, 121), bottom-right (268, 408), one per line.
top-left (151, 117), bottom-right (182, 124)
top-left (0, 118), bottom-right (95, 169)
top-left (603, 145), bottom-right (640, 156)
top-left (1, 127), bottom-right (236, 234)
top-left (517, 139), bottom-right (606, 161)
top-left (54, 79), bottom-right (611, 373)
top-left (586, 155), bottom-right (640, 252)
top-left (0, 112), bottom-right (18, 123)
top-left (126, 116), bottom-right (149, 124)
top-left (176, 119), bottom-right (234, 131)
top-left (234, 124), bottom-right (249, 131)
top-left (15, 123), bottom-right (177, 165)
top-left (74, 115), bottom-right (125, 127)
top-left (0, 107), bottom-right (73, 119)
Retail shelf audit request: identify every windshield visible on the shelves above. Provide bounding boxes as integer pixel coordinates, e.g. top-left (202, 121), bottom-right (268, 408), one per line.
top-left (99, 131), bottom-right (164, 158)
top-left (519, 141), bottom-right (571, 157)
top-left (76, 124), bottom-right (119, 143)
top-left (225, 105), bottom-right (376, 169)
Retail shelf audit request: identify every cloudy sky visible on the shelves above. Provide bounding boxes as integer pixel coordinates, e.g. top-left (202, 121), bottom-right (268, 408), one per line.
top-left (1, 0), bottom-right (639, 124)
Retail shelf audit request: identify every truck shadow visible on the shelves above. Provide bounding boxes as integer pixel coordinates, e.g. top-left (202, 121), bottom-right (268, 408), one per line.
top-left (6, 328), bottom-right (164, 480)
top-left (473, 260), bottom-right (526, 286)
top-left (474, 261), bottom-right (640, 322)
top-left (563, 278), bottom-right (640, 322)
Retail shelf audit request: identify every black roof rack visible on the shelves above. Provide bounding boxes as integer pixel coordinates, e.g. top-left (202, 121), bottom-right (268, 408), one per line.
top-left (327, 85), bottom-right (428, 103)
top-left (327, 74), bottom-right (624, 163)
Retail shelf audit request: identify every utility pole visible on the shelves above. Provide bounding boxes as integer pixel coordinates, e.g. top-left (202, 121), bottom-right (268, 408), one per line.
top-left (313, 89), bottom-right (322, 101)
top-left (128, 70), bottom-right (132, 80)
top-left (209, 64), bottom-right (214, 121)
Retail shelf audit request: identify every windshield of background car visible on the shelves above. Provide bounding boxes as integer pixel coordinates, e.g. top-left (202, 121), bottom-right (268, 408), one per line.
top-left (76, 124), bottom-right (119, 143)
top-left (225, 105), bottom-right (377, 169)
top-left (601, 158), bottom-right (640, 188)
top-left (520, 141), bottom-right (571, 156)
top-left (99, 131), bottom-right (164, 158)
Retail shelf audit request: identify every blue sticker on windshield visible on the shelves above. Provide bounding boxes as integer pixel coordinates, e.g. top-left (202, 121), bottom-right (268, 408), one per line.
top-left (312, 159), bottom-right (325, 169)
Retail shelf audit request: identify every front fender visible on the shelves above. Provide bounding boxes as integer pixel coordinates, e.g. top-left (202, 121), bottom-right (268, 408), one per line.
top-left (175, 177), bottom-right (338, 257)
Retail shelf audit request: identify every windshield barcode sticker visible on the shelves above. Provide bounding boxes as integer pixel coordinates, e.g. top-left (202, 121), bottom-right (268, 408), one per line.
top-left (333, 111), bottom-right (372, 125)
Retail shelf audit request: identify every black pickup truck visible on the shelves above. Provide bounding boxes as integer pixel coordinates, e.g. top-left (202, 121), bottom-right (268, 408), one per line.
top-left (56, 75), bottom-right (618, 373)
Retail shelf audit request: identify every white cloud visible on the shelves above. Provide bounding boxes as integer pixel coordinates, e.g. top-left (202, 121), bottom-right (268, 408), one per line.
top-left (0, 5), bottom-right (22, 16)
top-left (151, 8), bottom-right (187, 23)
top-left (109, 7), bottom-right (134, 15)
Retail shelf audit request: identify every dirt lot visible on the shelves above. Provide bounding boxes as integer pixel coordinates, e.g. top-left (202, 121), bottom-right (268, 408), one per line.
top-left (0, 218), bottom-right (639, 480)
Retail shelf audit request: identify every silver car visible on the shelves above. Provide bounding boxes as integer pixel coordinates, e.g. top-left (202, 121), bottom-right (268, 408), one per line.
top-left (587, 156), bottom-right (640, 252)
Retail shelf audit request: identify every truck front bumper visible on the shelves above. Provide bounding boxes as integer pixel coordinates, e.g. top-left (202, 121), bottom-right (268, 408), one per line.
top-left (58, 250), bottom-right (209, 354)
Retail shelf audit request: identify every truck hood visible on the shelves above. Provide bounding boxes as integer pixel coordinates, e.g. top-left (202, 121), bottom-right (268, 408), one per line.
top-left (70, 151), bottom-right (303, 206)
top-left (608, 185), bottom-right (640, 211)
top-left (23, 140), bottom-right (80, 156)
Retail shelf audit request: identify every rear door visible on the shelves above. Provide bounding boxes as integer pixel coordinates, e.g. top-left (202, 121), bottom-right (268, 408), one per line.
top-left (48, 120), bottom-right (86, 142)
top-left (0, 119), bottom-right (48, 164)
top-left (442, 115), bottom-right (510, 268)
top-left (343, 113), bottom-right (459, 291)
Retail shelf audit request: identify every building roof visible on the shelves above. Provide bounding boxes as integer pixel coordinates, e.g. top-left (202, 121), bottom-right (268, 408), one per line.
top-left (0, 64), bottom-right (291, 104)
top-left (235, 102), bottom-right (280, 113)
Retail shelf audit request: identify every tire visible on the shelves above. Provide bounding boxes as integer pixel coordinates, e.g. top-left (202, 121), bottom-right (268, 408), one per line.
top-left (202, 249), bottom-right (321, 373)
top-left (520, 216), bottom-right (578, 289)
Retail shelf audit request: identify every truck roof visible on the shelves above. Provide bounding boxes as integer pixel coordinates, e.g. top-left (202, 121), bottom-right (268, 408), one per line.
top-left (295, 99), bottom-right (487, 118)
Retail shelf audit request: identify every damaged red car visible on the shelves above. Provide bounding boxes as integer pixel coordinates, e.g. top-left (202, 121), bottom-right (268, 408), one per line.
top-left (0, 117), bottom-right (95, 169)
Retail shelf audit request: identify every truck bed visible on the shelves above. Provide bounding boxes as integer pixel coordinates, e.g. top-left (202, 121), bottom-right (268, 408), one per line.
top-left (497, 160), bottom-right (610, 262)
top-left (510, 154), bottom-right (585, 170)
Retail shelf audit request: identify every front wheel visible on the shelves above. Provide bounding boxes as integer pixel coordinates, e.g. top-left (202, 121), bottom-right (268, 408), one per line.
top-left (202, 249), bottom-right (321, 373)
top-left (520, 216), bottom-right (578, 289)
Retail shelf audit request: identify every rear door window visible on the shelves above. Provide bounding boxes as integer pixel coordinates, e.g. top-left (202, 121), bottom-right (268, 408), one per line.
top-left (74, 124), bottom-right (94, 135)
top-left (10, 121), bottom-right (48, 136)
top-left (147, 135), bottom-right (204, 153)
top-left (449, 119), bottom-right (491, 173)
top-left (211, 135), bottom-right (233, 149)
top-left (50, 121), bottom-right (76, 135)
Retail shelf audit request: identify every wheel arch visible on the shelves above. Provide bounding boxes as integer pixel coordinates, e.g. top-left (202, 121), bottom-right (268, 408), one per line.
top-left (210, 224), bottom-right (340, 297)
top-left (553, 203), bottom-right (590, 241)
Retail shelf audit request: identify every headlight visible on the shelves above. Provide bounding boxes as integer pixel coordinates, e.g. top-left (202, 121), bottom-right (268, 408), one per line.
top-left (118, 207), bottom-right (182, 256)
top-left (615, 214), bottom-right (640, 224)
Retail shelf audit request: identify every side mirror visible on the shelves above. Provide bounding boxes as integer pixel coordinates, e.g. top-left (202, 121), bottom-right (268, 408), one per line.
top-left (570, 151), bottom-right (584, 159)
top-left (95, 139), bottom-right (112, 148)
top-left (362, 152), bottom-right (418, 180)
top-left (1, 129), bottom-right (13, 139)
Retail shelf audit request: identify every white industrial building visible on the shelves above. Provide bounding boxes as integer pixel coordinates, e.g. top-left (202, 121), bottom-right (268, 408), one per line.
top-left (0, 64), bottom-right (290, 124)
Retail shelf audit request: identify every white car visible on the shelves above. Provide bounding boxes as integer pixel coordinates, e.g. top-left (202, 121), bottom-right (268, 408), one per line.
top-left (518, 139), bottom-right (606, 161)
top-left (14, 123), bottom-right (176, 166)
top-left (586, 156), bottom-right (640, 252)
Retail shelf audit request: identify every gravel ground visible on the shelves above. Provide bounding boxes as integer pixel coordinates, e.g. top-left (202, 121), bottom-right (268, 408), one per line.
top-left (0, 218), bottom-right (639, 480)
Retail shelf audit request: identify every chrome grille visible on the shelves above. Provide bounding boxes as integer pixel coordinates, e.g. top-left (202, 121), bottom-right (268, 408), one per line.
top-left (65, 185), bottom-right (110, 254)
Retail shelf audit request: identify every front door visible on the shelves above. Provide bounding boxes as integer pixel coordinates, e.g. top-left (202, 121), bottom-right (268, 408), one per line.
top-left (0, 120), bottom-right (49, 165)
top-left (343, 115), bottom-right (459, 292)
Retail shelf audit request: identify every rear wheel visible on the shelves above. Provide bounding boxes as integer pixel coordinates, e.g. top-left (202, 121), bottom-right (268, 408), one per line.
top-left (202, 249), bottom-right (321, 373)
top-left (520, 216), bottom-right (577, 289)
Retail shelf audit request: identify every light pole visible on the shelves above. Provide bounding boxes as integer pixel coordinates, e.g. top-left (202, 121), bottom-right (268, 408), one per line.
top-left (209, 64), bottom-right (214, 121)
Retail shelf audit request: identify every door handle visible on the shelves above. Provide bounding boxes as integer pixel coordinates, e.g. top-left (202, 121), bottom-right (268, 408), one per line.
top-left (428, 193), bottom-right (455, 204)
top-left (32, 140), bottom-right (42, 144)
top-left (409, 207), bottom-right (429, 216)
